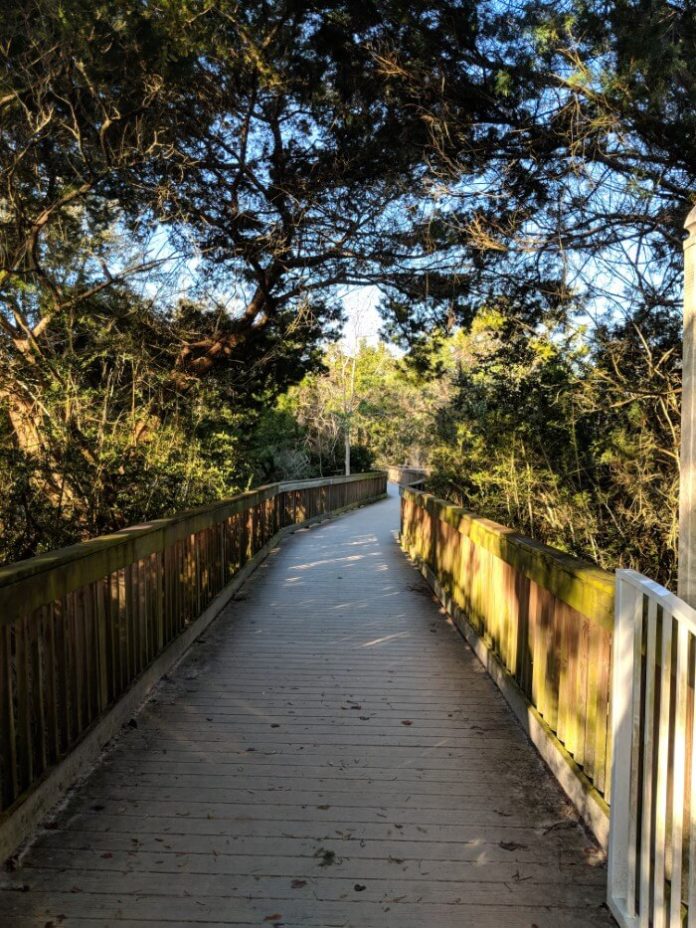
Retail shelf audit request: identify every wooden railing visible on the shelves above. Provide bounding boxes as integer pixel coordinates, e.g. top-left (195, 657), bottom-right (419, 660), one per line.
top-left (385, 464), bottom-right (429, 487)
top-left (400, 485), bottom-right (615, 843)
top-left (609, 569), bottom-right (696, 928)
top-left (0, 472), bottom-right (386, 818)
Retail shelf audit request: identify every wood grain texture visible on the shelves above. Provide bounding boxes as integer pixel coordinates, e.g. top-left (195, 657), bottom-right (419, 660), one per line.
top-left (0, 487), bottom-right (615, 927)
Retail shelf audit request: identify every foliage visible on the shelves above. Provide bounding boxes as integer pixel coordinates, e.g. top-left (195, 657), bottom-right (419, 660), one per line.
top-left (421, 313), bottom-right (680, 587)
top-left (0, 0), bottom-right (692, 588)
top-left (284, 340), bottom-right (454, 477)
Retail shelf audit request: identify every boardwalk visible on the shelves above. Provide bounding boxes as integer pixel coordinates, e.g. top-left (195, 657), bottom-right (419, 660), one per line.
top-left (0, 487), bottom-right (615, 927)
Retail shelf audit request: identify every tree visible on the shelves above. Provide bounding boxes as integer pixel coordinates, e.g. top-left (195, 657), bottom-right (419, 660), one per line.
top-left (286, 338), bottom-right (454, 476)
top-left (417, 313), bottom-right (680, 586)
top-left (1, 1), bottom-right (495, 559)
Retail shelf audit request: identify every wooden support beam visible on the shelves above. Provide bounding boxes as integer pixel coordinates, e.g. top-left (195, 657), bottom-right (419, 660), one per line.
top-left (679, 206), bottom-right (696, 605)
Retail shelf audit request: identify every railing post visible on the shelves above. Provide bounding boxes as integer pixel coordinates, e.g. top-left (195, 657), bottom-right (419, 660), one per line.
top-left (679, 205), bottom-right (696, 606)
top-left (607, 572), bottom-right (641, 922)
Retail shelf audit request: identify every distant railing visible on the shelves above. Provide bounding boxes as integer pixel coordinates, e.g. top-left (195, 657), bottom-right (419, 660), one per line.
top-left (385, 464), bottom-right (429, 487)
top-left (609, 569), bottom-right (696, 928)
top-left (400, 485), bottom-right (615, 843)
top-left (0, 472), bottom-right (386, 818)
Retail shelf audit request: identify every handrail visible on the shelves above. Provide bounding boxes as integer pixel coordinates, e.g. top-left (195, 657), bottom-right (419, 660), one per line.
top-left (385, 464), bottom-right (429, 487)
top-left (0, 472), bottom-right (386, 819)
top-left (608, 569), bottom-right (696, 926)
top-left (400, 484), bottom-right (614, 844)
top-left (404, 486), bottom-right (614, 629)
top-left (0, 475), bottom-right (384, 618)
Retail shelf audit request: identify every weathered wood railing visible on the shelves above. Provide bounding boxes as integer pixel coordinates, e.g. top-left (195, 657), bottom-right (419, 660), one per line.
top-left (385, 464), bottom-right (429, 487)
top-left (400, 485), bottom-right (615, 845)
top-left (0, 472), bottom-right (386, 824)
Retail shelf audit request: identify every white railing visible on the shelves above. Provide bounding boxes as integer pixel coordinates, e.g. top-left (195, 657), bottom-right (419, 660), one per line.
top-left (609, 568), bottom-right (696, 927)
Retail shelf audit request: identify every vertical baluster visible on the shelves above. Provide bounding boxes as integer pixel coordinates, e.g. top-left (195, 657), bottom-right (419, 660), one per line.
top-left (198, 530), bottom-right (206, 614)
top-left (56, 596), bottom-right (71, 751)
top-left (14, 615), bottom-right (32, 792)
top-left (594, 629), bottom-right (612, 799)
top-left (688, 634), bottom-right (696, 927)
top-left (640, 596), bottom-right (658, 925)
top-left (514, 572), bottom-right (532, 700)
top-left (557, 604), bottom-right (569, 747)
top-left (653, 609), bottom-right (674, 927)
top-left (45, 602), bottom-right (60, 765)
top-left (148, 554), bottom-right (157, 658)
top-left (125, 564), bottom-right (136, 679)
top-left (108, 573), bottom-right (121, 701)
top-left (626, 589), bottom-right (645, 916)
top-left (218, 522), bottom-right (225, 592)
top-left (30, 608), bottom-right (47, 778)
top-left (0, 622), bottom-right (18, 809)
top-left (138, 558), bottom-right (148, 667)
top-left (195, 531), bottom-right (202, 616)
top-left (83, 583), bottom-right (96, 723)
top-left (117, 568), bottom-right (129, 694)
top-left (584, 627), bottom-right (600, 784)
top-left (75, 588), bottom-right (88, 733)
top-left (155, 551), bottom-right (164, 653)
top-left (574, 618), bottom-right (590, 769)
top-left (670, 623), bottom-right (689, 927)
top-left (162, 547), bottom-right (172, 646)
top-left (178, 539), bottom-right (186, 632)
top-left (95, 578), bottom-right (109, 713)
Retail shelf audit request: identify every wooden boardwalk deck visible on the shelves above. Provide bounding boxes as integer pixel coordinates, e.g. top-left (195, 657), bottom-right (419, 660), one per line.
top-left (0, 486), bottom-right (616, 927)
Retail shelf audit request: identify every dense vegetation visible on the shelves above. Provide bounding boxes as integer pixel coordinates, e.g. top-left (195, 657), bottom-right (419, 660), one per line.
top-left (1, 1), bottom-right (693, 586)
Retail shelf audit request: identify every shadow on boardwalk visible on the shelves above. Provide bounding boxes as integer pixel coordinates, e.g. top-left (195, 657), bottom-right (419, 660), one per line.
top-left (0, 486), bottom-right (616, 927)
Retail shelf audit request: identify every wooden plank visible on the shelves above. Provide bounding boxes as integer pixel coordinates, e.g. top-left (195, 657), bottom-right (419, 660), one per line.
top-left (56, 595), bottom-right (72, 752)
top-left (14, 615), bottom-right (33, 791)
top-left (626, 587), bottom-right (645, 916)
top-left (593, 628), bottom-right (612, 799)
top-left (653, 610), bottom-right (674, 927)
top-left (573, 617), bottom-right (590, 769)
top-left (30, 607), bottom-right (48, 779)
top-left (688, 637), bottom-right (696, 928)
top-left (44, 602), bottom-right (60, 765)
top-left (640, 596), bottom-right (658, 925)
top-left (669, 623), bottom-right (688, 927)
top-left (155, 551), bottom-right (164, 654)
top-left (0, 623), bottom-right (18, 808)
top-left (95, 577), bottom-right (109, 713)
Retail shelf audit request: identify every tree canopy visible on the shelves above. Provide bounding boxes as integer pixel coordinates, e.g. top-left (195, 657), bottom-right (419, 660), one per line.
top-left (0, 0), bottom-right (693, 583)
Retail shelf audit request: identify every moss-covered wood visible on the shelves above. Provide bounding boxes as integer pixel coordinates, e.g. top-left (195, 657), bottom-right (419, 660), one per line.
top-left (402, 487), bottom-right (614, 630)
top-left (400, 485), bottom-right (614, 803)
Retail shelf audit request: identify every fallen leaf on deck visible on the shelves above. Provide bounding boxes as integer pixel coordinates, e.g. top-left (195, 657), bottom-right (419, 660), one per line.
top-left (315, 848), bottom-right (337, 867)
top-left (499, 841), bottom-right (527, 851)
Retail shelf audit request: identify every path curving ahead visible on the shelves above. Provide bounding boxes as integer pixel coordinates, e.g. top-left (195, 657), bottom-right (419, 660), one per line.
top-left (0, 486), bottom-right (615, 927)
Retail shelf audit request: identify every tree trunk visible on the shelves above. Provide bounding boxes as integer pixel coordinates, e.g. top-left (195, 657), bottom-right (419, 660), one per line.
top-left (344, 426), bottom-right (350, 476)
